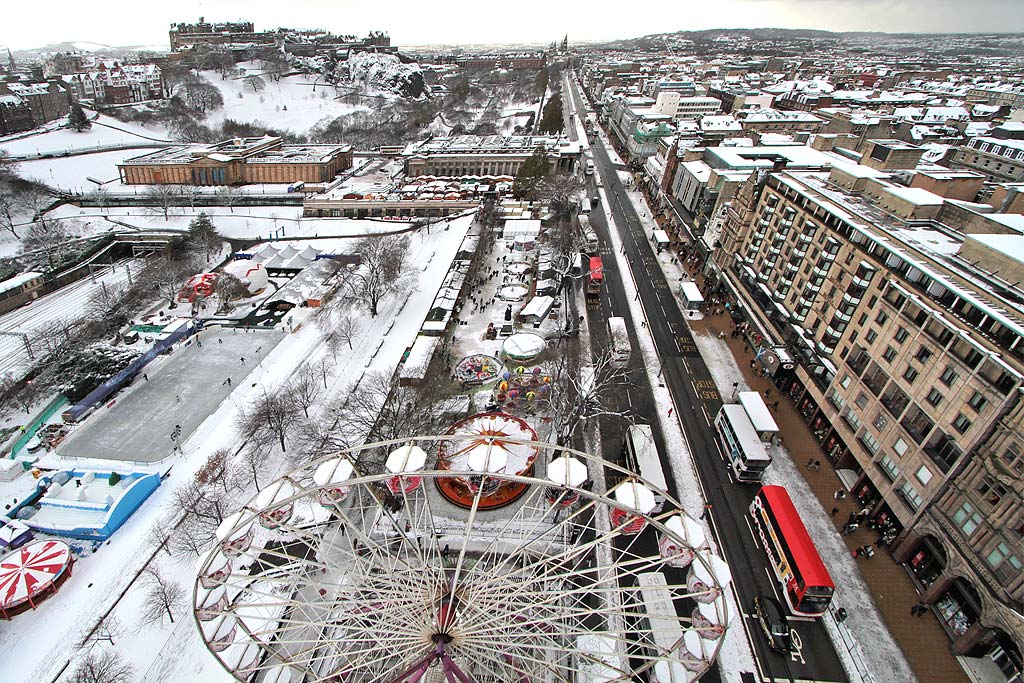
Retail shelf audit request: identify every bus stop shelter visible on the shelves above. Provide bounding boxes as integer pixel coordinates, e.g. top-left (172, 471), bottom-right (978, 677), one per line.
top-left (679, 281), bottom-right (705, 311)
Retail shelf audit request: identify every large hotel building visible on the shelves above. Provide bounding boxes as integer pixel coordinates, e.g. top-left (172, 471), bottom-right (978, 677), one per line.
top-left (713, 140), bottom-right (1023, 668)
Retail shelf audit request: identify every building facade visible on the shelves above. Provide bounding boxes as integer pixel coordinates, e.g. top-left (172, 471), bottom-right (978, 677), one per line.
top-left (714, 162), bottom-right (1024, 674)
top-left (401, 135), bottom-right (580, 178)
top-left (118, 136), bottom-right (353, 185)
top-left (0, 93), bottom-right (34, 135)
top-left (0, 81), bottom-right (70, 127)
top-left (62, 63), bottom-right (162, 105)
top-left (951, 137), bottom-right (1024, 183)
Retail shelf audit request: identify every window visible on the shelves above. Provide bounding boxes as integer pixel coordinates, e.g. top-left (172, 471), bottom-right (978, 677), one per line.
top-left (876, 311), bottom-right (890, 325)
top-left (858, 313), bottom-right (868, 326)
top-left (903, 367), bottom-right (919, 384)
top-left (953, 413), bottom-right (972, 434)
top-left (844, 410), bottom-right (863, 431)
top-left (860, 432), bottom-right (881, 454)
top-left (926, 389), bottom-right (943, 407)
top-left (914, 346), bottom-right (933, 363)
top-left (915, 465), bottom-right (933, 486)
top-left (953, 502), bottom-right (982, 535)
top-left (855, 392), bottom-right (869, 409)
top-left (899, 481), bottom-right (923, 511)
top-left (883, 347), bottom-right (897, 363)
top-left (865, 329), bottom-right (878, 344)
top-left (987, 543), bottom-right (1023, 583)
top-left (940, 366), bottom-right (958, 387)
top-left (839, 374), bottom-right (851, 389)
top-left (893, 437), bottom-right (908, 457)
top-left (968, 391), bottom-right (987, 412)
top-left (879, 454), bottom-right (900, 480)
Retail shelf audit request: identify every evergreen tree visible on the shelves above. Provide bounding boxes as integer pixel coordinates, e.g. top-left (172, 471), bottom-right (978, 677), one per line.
top-left (68, 103), bottom-right (91, 132)
top-left (538, 92), bottom-right (563, 134)
top-left (512, 146), bottom-right (550, 200)
top-left (187, 212), bottom-right (222, 261)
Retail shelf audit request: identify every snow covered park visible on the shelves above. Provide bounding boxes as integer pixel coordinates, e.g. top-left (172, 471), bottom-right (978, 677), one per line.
top-left (0, 213), bottom-right (474, 683)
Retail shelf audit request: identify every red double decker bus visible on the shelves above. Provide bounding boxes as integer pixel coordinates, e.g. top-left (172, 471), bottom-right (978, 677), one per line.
top-left (749, 485), bottom-right (834, 617)
top-left (586, 256), bottom-right (603, 296)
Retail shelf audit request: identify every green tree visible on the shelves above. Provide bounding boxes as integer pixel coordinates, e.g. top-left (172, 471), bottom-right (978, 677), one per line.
top-left (512, 146), bottom-right (550, 200)
top-left (538, 92), bottom-right (563, 134)
top-left (68, 103), bottom-right (91, 132)
top-left (187, 212), bottom-right (222, 262)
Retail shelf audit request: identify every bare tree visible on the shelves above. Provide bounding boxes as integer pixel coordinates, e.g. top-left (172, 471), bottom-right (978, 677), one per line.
top-left (342, 234), bottom-right (413, 317)
top-left (246, 74), bottom-right (266, 93)
top-left (548, 350), bottom-right (632, 445)
top-left (287, 365), bottom-right (323, 419)
top-left (87, 185), bottom-right (111, 216)
top-left (145, 515), bottom-right (175, 556)
top-left (145, 185), bottom-right (181, 221)
top-left (69, 649), bottom-right (134, 683)
top-left (237, 387), bottom-right (302, 452)
top-left (139, 564), bottom-right (186, 626)
top-left (313, 356), bottom-right (334, 389)
top-left (0, 183), bottom-right (25, 238)
top-left (182, 80), bottom-right (224, 114)
top-left (140, 255), bottom-right (195, 309)
top-left (215, 184), bottom-right (242, 213)
top-left (214, 272), bottom-right (246, 313)
top-left (334, 310), bottom-right (361, 350)
top-left (168, 480), bottom-right (231, 555)
top-left (21, 219), bottom-right (69, 268)
top-left (78, 615), bottom-right (125, 650)
top-left (334, 371), bottom-right (464, 454)
top-left (239, 444), bottom-right (269, 490)
top-left (195, 448), bottom-right (240, 494)
top-left (539, 172), bottom-right (584, 222)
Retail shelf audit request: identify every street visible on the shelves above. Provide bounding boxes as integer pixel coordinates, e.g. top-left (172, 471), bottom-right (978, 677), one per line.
top-left (564, 73), bottom-right (849, 683)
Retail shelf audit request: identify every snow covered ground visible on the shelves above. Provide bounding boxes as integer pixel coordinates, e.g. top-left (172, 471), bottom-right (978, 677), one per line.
top-left (201, 63), bottom-right (369, 135)
top-left (0, 214), bottom-right (473, 683)
top-left (0, 114), bottom-right (169, 157)
top-left (16, 149), bottom-right (153, 192)
top-left (0, 259), bottom-right (137, 378)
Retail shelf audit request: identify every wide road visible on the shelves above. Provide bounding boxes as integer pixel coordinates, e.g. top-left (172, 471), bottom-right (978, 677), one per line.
top-left (564, 73), bottom-right (848, 683)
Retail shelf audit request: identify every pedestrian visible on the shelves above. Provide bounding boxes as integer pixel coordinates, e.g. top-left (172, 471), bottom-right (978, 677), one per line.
top-left (764, 388), bottom-right (771, 398)
top-left (241, 357), bottom-right (245, 364)
top-left (196, 339), bottom-right (202, 348)
top-left (834, 488), bottom-right (847, 500)
top-left (842, 522), bottom-right (858, 536)
top-left (218, 338), bottom-right (223, 344)
top-left (830, 506), bottom-right (840, 517)
top-left (772, 400), bottom-right (780, 410)
top-left (835, 607), bottom-right (848, 623)
top-left (749, 359), bottom-right (756, 369)
top-left (875, 537), bottom-right (887, 548)
top-left (813, 460), bottom-right (822, 471)
top-left (718, 330), bottom-right (725, 339)
top-left (175, 394), bottom-right (181, 403)
top-left (805, 458), bottom-right (815, 470)
top-left (847, 512), bottom-right (857, 525)
top-left (227, 377), bottom-right (232, 386)
top-left (142, 373), bottom-right (149, 381)
top-left (864, 546), bottom-right (875, 559)
top-left (912, 602), bottom-right (928, 617)
top-left (667, 407), bottom-right (674, 417)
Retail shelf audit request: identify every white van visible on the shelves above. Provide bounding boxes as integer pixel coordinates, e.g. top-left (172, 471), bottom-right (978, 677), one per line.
top-left (585, 160), bottom-right (595, 176)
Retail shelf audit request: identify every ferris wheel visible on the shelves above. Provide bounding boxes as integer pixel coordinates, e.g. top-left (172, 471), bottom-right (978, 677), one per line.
top-left (194, 432), bottom-right (734, 683)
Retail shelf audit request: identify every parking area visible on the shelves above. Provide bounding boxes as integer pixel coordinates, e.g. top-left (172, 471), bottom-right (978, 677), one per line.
top-left (57, 328), bottom-right (285, 463)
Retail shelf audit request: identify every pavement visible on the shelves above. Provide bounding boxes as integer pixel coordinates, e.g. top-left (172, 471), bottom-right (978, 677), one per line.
top-left (57, 328), bottom-right (284, 463)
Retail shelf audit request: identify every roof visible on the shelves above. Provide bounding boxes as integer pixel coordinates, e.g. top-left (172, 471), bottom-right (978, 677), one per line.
top-left (758, 485), bottom-right (834, 588)
top-left (737, 391), bottom-right (779, 433)
top-left (0, 272), bottom-right (43, 295)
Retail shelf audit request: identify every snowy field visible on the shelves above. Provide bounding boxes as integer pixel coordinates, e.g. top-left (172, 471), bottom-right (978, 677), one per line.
top-left (201, 63), bottom-right (370, 134)
top-left (45, 203), bottom-right (425, 241)
top-left (58, 329), bottom-right (284, 463)
top-left (16, 149), bottom-right (153, 192)
top-left (0, 214), bottom-right (473, 683)
top-left (0, 114), bottom-right (169, 157)
top-left (0, 260), bottom-right (137, 377)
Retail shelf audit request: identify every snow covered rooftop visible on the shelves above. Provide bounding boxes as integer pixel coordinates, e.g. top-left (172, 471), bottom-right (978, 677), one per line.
top-left (0, 272), bottom-right (42, 296)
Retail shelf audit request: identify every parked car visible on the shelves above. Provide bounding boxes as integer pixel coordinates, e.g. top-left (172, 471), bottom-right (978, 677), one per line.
top-left (753, 595), bottom-right (792, 653)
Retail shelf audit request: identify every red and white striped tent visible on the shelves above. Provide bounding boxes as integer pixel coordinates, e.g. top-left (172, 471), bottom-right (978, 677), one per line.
top-left (0, 539), bottom-right (74, 619)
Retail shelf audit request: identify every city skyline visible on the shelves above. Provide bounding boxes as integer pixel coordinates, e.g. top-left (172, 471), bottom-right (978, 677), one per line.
top-left (3, 0), bottom-right (1024, 51)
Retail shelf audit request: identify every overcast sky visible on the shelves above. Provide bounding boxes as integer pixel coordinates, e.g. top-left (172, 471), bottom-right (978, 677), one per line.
top-left (3, 0), bottom-right (1023, 50)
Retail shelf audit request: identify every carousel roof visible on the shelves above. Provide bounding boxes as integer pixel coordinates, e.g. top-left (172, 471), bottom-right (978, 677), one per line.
top-left (0, 539), bottom-right (72, 613)
top-left (443, 412), bottom-right (539, 476)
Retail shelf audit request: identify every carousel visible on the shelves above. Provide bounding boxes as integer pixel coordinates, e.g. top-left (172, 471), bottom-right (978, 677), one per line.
top-left (451, 354), bottom-right (504, 387)
top-left (0, 539), bottom-right (74, 619)
top-left (496, 283), bottom-right (530, 302)
top-left (492, 366), bottom-right (553, 412)
top-left (436, 412), bottom-right (540, 508)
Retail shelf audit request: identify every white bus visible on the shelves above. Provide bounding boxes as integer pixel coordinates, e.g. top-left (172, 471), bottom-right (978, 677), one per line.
top-left (607, 316), bottom-right (632, 369)
top-left (623, 425), bottom-right (667, 511)
top-left (635, 572), bottom-right (689, 683)
top-left (579, 213), bottom-right (599, 254)
top-left (715, 404), bottom-right (771, 483)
